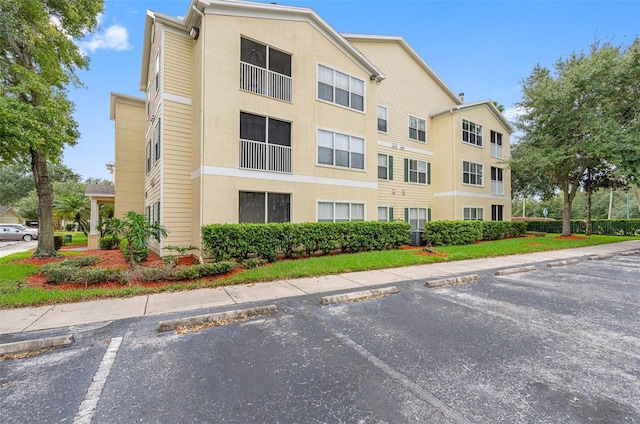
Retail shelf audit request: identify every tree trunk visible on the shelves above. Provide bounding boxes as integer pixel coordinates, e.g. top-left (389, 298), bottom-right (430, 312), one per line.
top-left (562, 191), bottom-right (573, 237)
top-left (585, 188), bottom-right (592, 235)
top-left (31, 149), bottom-right (58, 257)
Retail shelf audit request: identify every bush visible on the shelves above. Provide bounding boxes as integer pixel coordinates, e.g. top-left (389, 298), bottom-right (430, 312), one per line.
top-left (59, 256), bottom-right (99, 267)
top-left (201, 221), bottom-right (411, 262)
top-left (422, 221), bottom-right (527, 246)
top-left (524, 219), bottom-right (640, 236)
top-left (134, 266), bottom-right (173, 282)
top-left (99, 236), bottom-right (119, 250)
top-left (119, 238), bottom-right (148, 263)
top-left (40, 261), bottom-right (125, 284)
top-left (65, 223), bottom-right (76, 231)
top-left (241, 258), bottom-right (268, 269)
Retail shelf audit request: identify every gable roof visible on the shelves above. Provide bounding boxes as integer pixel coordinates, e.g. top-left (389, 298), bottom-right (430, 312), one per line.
top-left (85, 184), bottom-right (115, 197)
top-left (0, 205), bottom-right (14, 216)
top-left (431, 100), bottom-right (514, 133)
top-left (343, 34), bottom-right (462, 106)
top-left (140, 0), bottom-right (384, 91)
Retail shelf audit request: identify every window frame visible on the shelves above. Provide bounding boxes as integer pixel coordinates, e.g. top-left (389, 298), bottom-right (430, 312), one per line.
top-left (145, 141), bottom-right (152, 175)
top-left (491, 204), bottom-right (504, 221)
top-left (408, 115), bottom-right (426, 142)
top-left (462, 160), bottom-right (483, 186)
top-left (378, 206), bottom-right (393, 222)
top-left (405, 207), bottom-right (431, 231)
top-left (378, 153), bottom-right (393, 180)
top-left (153, 118), bottom-right (161, 163)
top-left (377, 105), bottom-right (388, 133)
top-left (316, 64), bottom-right (365, 112)
top-left (462, 119), bottom-right (483, 147)
top-left (240, 112), bottom-right (292, 147)
top-left (154, 52), bottom-right (160, 95)
top-left (239, 191), bottom-right (291, 223)
top-left (317, 201), bottom-right (366, 222)
top-left (317, 129), bottom-right (365, 171)
top-left (463, 207), bottom-right (484, 221)
top-left (490, 130), bottom-right (503, 158)
top-left (404, 158), bottom-right (431, 185)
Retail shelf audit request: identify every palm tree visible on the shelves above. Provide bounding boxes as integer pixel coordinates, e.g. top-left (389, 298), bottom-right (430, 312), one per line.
top-left (492, 100), bottom-right (505, 113)
top-left (54, 193), bottom-right (90, 235)
top-left (106, 211), bottom-right (168, 267)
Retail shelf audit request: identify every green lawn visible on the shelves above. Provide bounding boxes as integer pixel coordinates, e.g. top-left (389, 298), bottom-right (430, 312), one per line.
top-left (0, 233), bottom-right (636, 308)
top-left (55, 231), bottom-right (88, 245)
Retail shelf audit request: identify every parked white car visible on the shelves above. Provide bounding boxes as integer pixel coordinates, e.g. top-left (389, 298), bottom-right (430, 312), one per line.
top-left (0, 224), bottom-right (39, 241)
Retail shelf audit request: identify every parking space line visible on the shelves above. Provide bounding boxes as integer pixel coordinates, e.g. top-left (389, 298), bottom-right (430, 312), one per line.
top-left (73, 336), bottom-right (123, 424)
top-left (317, 320), bottom-right (473, 424)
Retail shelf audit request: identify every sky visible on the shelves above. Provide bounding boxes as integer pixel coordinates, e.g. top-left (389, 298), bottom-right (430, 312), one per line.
top-left (65, 0), bottom-right (640, 182)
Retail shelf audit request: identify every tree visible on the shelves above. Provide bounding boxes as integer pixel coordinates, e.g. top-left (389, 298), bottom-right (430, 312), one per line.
top-left (511, 39), bottom-right (640, 236)
top-left (0, 0), bottom-right (103, 256)
top-left (54, 193), bottom-right (89, 235)
top-left (0, 162), bottom-right (80, 206)
top-left (106, 211), bottom-right (168, 268)
top-left (492, 100), bottom-right (505, 113)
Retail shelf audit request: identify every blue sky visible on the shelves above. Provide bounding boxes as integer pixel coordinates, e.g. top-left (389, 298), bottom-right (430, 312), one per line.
top-left (66, 0), bottom-right (639, 181)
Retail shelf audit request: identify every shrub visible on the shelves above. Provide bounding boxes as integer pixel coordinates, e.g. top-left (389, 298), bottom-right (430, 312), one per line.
top-left (41, 264), bottom-right (82, 284)
top-left (422, 221), bottom-right (527, 246)
top-left (65, 223), bottom-right (76, 231)
top-left (134, 266), bottom-right (172, 282)
top-left (524, 219), bottom-right (640, 236)
top-left (119, 238), bottom-right (148, 263)
top-left (99, 236), bottom-right (119, 250)
top-left (241, 258), bottom-right (267, 269)
top-left (59, 256), bottom-right (100, 267)
top-left (40, 261), bottom-right (125, 285)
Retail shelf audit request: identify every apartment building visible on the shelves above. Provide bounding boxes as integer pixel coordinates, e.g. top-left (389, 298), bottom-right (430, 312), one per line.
top-left (98, 0), bottom-right (512, 253)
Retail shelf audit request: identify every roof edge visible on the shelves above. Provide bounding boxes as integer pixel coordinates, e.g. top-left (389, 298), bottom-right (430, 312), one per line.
top-left (431, 100), bottom-right (514, 133)
top-left (110, 92), bottom-right (145, 121)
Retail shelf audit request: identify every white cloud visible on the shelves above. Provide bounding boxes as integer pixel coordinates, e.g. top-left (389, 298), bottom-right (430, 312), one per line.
top-left (78, 24), bottom-right (132, 54)
top-left (503, 105), bottom-right (526, 124)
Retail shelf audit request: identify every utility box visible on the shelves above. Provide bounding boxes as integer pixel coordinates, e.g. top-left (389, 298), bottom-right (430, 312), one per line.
top-left (409, 230), bottom-right (425, 246)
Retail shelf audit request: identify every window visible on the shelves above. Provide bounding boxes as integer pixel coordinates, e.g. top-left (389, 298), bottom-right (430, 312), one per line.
top-left (409, 115), bottom-right (426, 142)
top-left (240, 37), bottom-right (292, 102)
top-left (377, 106), bottom-right (388, 132)
top-left (464, 207), bottom-right (484, 221)
top-left (155, 52), bottom-right (160, 94)
top-left (378, 154), bottom-right (393, 180)
top-left (239, 192), bottom-right (291, 223)
top-left (318, 202), bottom-right (365, 222)
top-left (317, 64), bottom-right (365, 111)
top-left (378, 206), bottom-right (393, 222)
top-left (462, 119), bottom-right (483, 147)
top-left (404, 159), bottom-right (430, 184)
top-left (145, 205), bottom-right (151, 224)
top-left (317, 129), bottom-right (364, 170)
top-left (463, 161), bottom-right (483, 186)
top-left (145, 141), bottom-right (152, 175)
top-left (492, 205), bottom-right (504, 221)
top-left (490, 130), bottom-right (503, 158)
top-left (491, 167), bottom-right (504, 195)
top-left (153, 119), bottom-right (161, 163)
top-left (154, 201), bottom-right (160, 225)
top-left (405, 207), bottom-right (430, 231)
top-left (239, 112), bottom-right (292, 173)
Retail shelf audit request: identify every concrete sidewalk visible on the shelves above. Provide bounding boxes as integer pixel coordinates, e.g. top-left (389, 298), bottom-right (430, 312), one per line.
top-left (1, 240), bottom-right (639, 335)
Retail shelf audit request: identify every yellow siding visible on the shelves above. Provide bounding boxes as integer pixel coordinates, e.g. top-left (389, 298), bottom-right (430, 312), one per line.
top-left (164, 31), bottom-right (193, 98)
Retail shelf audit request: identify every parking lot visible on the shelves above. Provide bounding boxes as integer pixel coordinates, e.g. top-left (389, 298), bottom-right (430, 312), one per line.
top-left (1, 253), bottom-right (639, 423)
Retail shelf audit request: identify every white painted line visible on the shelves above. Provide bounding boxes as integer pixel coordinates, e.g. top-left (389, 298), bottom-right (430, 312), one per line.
top-left (73, 336), bottom-right (123, 424)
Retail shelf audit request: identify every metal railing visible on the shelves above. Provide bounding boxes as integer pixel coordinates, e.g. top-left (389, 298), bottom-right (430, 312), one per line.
top-left (491, 180), bottom-right (504, 195)
top-left (240, 62), bottom-right (292, 102)
top-left (491, 143), bottom-right (503, 158)
top-left (239, 139), bottom-right (291, 173)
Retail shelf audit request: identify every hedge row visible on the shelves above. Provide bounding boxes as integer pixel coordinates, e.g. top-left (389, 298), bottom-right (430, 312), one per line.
top-left (422, 221), bottom-right (527, 246)
top-left (525, 219), bottom-right (640, 236)
top-left (41, 258), bottom-right (237, 285)
top-left (201, 221), bottom-right (411, 262)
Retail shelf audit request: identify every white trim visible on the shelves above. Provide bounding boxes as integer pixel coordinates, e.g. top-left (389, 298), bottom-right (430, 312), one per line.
top-left (316, 199), bottom-right (367, 222)
top-left (462, 206), bottom-right (485, 221)
top-left (434, 191), bottom-right (509, 200)
top-left (192, 166), bottom-right (378, 189)
top-left (377, 141), bottom-right (433, 156)
top-left (165, 92), bottom-right (192, 105)
top-left (316, 62), bottom-right (366, 114)
top-left (316, 126), bottom-right (366, 171)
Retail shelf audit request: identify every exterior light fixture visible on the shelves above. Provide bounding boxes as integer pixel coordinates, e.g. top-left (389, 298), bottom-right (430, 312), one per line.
top-left (189, 26), bottom-right (199, 40)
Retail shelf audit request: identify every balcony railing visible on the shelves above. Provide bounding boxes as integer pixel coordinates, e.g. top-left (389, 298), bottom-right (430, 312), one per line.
top-left (491, 180), bottom-right (504, 195)
top-left (491, 143), bottom-right (503, 158)
top-left (240, 62), bottom-right (292, 102)
top-left (239, 139), bottom-right (292, 173)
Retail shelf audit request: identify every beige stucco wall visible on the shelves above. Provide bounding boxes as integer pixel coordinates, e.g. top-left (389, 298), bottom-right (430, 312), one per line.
top-left (113, 96), bottom-right (145, 220)
top-left (195, 14), bottom-right (379, 224)
top-left (432, 105), bottom-right (512, 220)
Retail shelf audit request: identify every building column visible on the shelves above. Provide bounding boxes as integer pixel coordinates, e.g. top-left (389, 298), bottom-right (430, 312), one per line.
top-left (88, 198), bottom-right (99, 249)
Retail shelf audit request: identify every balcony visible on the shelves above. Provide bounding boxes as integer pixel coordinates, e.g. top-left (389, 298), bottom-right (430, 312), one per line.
top-left (240, 62), bottom-right (292, 102)
top-left (239, 139), bottom-right (291, 173)
top-left (491, 180), bottom-right (504, 195)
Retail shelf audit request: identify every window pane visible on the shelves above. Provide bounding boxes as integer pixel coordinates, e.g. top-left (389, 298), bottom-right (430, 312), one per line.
top-left (377, 106), bottom-right (387, 120)
top-left (351, 152), bottom-right (364, 169)
top-left (335, 72), bottom-right (349, 90)
top-left (239, 191), bottom-right (265, 223)
top-left (351, 204), bottom-right (364, 221)
top-left (418, 119), bottom-right (425, 131)
top-left (335, 150), bottom-right (349, 167)
top-left (318, 147), bottom-right (333, 165)
top-left (240, 38), bottom-right (266, 68)
top-left (240, 112), bottom-right (266, 142)
top-left (318, 65), bottom-right (333, 84)
top-left (351, 137), bottom-right (364, 154)
top-left (335, 88), bottom-right (349, 106)
top-left (351, 78), bottom-right (364, 95)
top-left (318, 202), bottom-right (333, 221)
top-left (318, 130), bottom-right (333, 148)
top-left (318, 82), bottom-right (333, 102)
top-left (267, 193), bottom-right (290, 223)
top-left (268, 118), bottom-right (291, 146)
top-left (335, 203), bottom-right (350, 221)
top-left (268, 47), bottom-right (291, 77)
top-left (409, 128), bottom-right (417, 139)
top-left (378, 207), bottom-right (388, 221)
top-left (351, 93), bottom-right (363, 111)
top-left (335, 133), bottom-right (349, 151)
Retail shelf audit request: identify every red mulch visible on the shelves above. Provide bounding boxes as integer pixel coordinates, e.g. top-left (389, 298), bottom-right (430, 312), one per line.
top-left (555, 235), bottom-right (586, 240)
top-left (13, 248), bottom-right (238, 291)
top-left (398, 245), bottom-right (449, 258)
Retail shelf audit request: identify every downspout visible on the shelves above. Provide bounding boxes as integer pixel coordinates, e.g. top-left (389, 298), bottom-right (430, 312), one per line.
top-left (450, 108), bottom-right (457, 219)
top-left (192, 5), bottom-right (205, 261)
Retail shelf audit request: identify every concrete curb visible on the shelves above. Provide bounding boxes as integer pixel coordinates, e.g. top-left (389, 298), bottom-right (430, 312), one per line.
top-left (0, 334), bottom-right (74, 355)
top-left (495, 265), bottom-right (536, 276)
top-left (157, 305), bottom-right (277, 332)
top-left (588, 254), bottom-right (614, 261)
top-left (320, 286), bottom-right (398, 306)
top-left (425, 274), bottom-right (480, 288)
top-left (547, 259), bottom-right (580, 267)
top-left (619, 250), bottom-right (640, 256)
